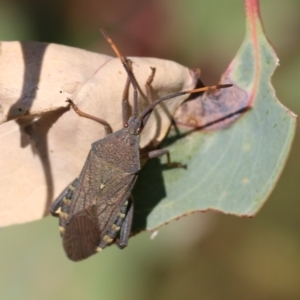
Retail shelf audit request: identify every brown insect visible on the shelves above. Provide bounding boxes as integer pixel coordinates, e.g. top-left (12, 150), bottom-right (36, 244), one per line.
top-left (50, 29), bottom-right (231, 261)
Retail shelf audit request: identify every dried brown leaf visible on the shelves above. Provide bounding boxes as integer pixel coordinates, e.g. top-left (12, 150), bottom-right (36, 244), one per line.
top-left (0, 42), bottom-right (197, 226)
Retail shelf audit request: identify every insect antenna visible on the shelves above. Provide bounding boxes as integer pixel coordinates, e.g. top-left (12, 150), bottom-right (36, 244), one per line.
top-left (100, 28), bottom-right (232, 127)
top-left (100, 28), bottom-right (140, 119)
top-left (139, 84), bottom-right (232, 123)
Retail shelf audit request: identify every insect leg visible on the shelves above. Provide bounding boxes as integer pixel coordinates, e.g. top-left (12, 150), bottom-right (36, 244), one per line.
top-left (141, 70), bottom-right (186, 170)
top-left (50, 178), bottom-right (78, 217)
top-left (143, 149), bottom-right (187, 169)
top-left (66, 99), bottom-right (113, 135)
top-left (142, 67), bottom-right (156, 127)
top-left (122, 59), bottom-right (132, 126)
top-left (116, 196), bottom-right (134, 249)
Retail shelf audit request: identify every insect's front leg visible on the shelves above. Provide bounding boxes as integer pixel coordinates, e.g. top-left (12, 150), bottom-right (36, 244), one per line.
top-left (66, 100), bottom-right (113, 135)
top-left (122, 59), bottom-right (132, 126)
top-left (50, 178), bottom-right (78, 217)
top-left (142, 67), bottom-right (156, 127)
top-left (142, 149), bottom-right (187, 169)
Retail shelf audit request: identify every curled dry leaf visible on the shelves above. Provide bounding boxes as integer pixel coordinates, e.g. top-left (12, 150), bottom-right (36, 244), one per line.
top-left (174, 75), bottom-right (250, 130)
top-left (0, 41), bottom-right (197, 227)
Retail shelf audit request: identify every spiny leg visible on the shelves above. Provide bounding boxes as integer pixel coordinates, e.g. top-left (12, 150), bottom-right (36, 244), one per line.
top-left (66, 99), bottom-right (113, 135)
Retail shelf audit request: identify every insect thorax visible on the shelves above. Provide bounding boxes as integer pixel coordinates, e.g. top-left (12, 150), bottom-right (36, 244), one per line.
top-left (91, 129), bottom-right (141, 173)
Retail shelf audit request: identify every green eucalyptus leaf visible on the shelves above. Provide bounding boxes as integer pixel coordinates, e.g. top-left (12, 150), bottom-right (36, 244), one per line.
top-left (132, 0), bottom-right (296, 232)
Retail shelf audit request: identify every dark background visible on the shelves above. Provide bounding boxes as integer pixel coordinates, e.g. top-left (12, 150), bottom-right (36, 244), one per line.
top-left (0, 1), bottom-right (299, 299)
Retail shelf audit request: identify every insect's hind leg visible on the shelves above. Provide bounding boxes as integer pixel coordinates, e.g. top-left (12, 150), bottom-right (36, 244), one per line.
top-left (116, 195), bottom-right (134, 249)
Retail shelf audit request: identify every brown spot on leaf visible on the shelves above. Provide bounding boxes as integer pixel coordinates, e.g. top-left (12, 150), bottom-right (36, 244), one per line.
top-left (174, 78), bottom-right (250, 131)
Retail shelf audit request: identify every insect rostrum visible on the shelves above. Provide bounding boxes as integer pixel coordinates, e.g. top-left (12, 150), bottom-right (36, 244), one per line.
top-left (50, 29), bottom-right (231, 261)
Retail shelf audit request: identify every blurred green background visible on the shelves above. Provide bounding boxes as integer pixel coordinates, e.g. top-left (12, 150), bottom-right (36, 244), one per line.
top-left (0, 0), bottom-right (300, 299)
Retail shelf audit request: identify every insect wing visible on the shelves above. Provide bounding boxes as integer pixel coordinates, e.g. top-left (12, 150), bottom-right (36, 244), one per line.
top-left (68, 148), bottom-right (138, 241)
top-left (63, 205), bottom-right (100, 261)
